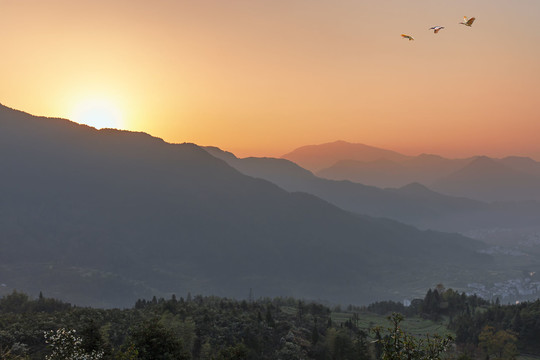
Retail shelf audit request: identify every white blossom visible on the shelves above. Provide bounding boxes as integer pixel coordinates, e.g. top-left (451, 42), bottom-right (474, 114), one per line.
top-left (44, 328), bottom-right (104, 360)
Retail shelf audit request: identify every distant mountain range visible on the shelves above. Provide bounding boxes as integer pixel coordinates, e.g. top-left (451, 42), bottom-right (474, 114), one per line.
top-left (431, 156), bottom-right (540, 202)
top-left (281, 141), bottom-right (412, 173)
top-left (205, 147), bottom-right (540, 233)
top-left (0, 104), bottom-right (493, 307)
top-left (281, 141), bottom-right (540, 202)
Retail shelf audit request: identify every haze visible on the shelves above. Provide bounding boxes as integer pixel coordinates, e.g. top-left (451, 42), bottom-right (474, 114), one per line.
top-left (2, 0), bottom-right (540, 159)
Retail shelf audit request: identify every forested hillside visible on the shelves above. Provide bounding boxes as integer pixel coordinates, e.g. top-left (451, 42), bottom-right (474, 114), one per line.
top-left (1, 289), bottom-right (539, 359)
top-left (0, 290), bottom-right (369, 359)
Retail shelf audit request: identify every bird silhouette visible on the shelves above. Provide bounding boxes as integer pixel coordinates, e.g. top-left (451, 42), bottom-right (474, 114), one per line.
top-left (429, 26), bottom-right (445, 34)
top-left (459, 16), bottom-right (476, 27)
top-left (401, 34), bottom-right (415, 41)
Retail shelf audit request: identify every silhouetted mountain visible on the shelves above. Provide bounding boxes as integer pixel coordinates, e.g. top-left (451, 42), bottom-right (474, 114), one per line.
top-left (204, 146), bottom-right (316, 189)
top-left (317, 158), bottom-right (412, 188)
top-left (432, 156), bottom-right (540, 202)
top-left (499, 156), bottom-right (540, 177)
top-left (281, 140), bottom-right (411, 172)
top-left (205, 147), bottom-right (540, 232)
top-left (400, 154), bottom-right (471, 183)
top-left (283, 141), bottom-right (472, 187)
top-left (0, 104), bottom-right (491, 307)
top-left (284, 141), bottom-right (540, 202)
top-left (315, 153), bottom-right (473, 188)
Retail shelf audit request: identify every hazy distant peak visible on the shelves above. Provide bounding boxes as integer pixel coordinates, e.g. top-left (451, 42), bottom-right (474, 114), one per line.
top-left (330, 140), bottom-right (354, 145)
top-left (282, 140), bottom-right (410, 172)
top-left (399, 182), bottom-right (431, 192)
top-left (404, 153), bottom-right (457, 167)
top-left (284, 140), bottom-right (393, 155)
top-left (500, 155), bottom-right (536, 164)
top-left (417, 153), bottom-right (445, 160)
top-left (443, 156), bottom-right (525, 179)
top-left (466, 156), bottom-right (505, 169)
top-left (429, 153), bottom-right (540, 202)
top-left (293, 139), bottom-right (358, 147)
top-left (330, 157), bottom-right (405, 168)
top-left (497, 156), bottom-right (540, 177)
top-left (392, 182), bottom-right (439, 198)
top-left (367, 157), bottom-right (402, 165)
top-left (471, 155), bottom-right (491, 161)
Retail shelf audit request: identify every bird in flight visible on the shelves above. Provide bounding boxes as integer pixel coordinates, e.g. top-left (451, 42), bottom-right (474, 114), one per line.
top-left (429, 26), bottom-right (445, 34)
top-left (459, 16), bottom-right (476, 27)
top-left (401, 34), bottom-right (414, 41)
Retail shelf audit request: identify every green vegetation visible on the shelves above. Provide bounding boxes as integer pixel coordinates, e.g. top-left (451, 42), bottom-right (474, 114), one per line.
top-left (1, 287), bottom-right (539, 359)
top-left (44, 328), bottom-right (104, 360)
top-left (372, 313), bottom-right (453, 360)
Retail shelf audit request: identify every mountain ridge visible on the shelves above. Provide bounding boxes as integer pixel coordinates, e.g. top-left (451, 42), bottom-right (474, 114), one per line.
top-left (1, 104), bottom-right (491, 307)
top-left (206, 146), bottom-right (540, 232)
top-left (432, 156), bottom-right (540, 201)
top-left (281, 140), bottom-right (412, 172)
top-left (282, 141), bottom-right (540, 201)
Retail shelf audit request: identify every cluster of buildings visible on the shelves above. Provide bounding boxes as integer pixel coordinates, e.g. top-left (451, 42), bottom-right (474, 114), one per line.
top-left (467, 276), bottom-right (540, 304)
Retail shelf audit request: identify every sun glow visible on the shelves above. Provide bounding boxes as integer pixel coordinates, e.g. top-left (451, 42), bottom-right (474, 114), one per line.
top-left (71, 98), bottom-right (124, 130)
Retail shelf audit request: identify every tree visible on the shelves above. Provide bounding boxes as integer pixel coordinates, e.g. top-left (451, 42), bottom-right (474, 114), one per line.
top-left (129, 319), bottom-right (190, 360)
top-left (478, 326), bottom-right (518, 360)
top-left (216, 344), bottom-right (248, 360)
top-left (311, 325), bottom-right (319, 345)
top-left (265, 306), bottom-right (275, 327)
top-left (422, 289), bottom-right (442, 320)
top-left (372, 313), bottom-right (453, 360)
top-left (0, 291), bottom-right (30, 313)
top-left (44, 328), bottom-right (104, 360)
top-left (79, 320), bottom-right (107, 355)
top-left (115, 344), bottom-right (138, 360)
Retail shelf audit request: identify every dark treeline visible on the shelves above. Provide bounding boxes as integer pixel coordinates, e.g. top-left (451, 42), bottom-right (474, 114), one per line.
top-left (362, 285), bottom-right (540, 358)
top-left (450, 299), bottom-right (540, 356)
top-left (0, 291), bottom-right (370, 360)
top-left (364, 284), bottom-right (490, 321)
top-left (2, 288), bottom-right (540, 359)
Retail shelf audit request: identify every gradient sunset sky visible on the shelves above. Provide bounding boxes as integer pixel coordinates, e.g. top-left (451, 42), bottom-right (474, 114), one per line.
top-left (2, 0), bottom-right (540, 159)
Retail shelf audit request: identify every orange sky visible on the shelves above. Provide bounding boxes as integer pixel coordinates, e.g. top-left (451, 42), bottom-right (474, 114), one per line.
top-left (2, 0), bottom-right (540, 160)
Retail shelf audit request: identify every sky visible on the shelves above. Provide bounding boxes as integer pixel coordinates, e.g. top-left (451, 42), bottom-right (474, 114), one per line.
top-left (2, 0), bottom-right (540, 159)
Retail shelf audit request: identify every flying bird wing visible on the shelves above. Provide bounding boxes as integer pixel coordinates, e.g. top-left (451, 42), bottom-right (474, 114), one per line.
top-left (461, 16), bottom-right (476, 26)
top-left (401, 34), bottom-right (414, 41)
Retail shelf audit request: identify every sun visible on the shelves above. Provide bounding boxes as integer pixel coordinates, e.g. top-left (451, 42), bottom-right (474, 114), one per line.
top-left (71, 98), bottom-right (123, 130)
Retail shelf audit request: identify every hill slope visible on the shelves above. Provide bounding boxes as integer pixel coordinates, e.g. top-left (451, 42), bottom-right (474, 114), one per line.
top-left (432, 156), bottom-right (540, 201)
top-left (1, 104), bottom-right (490, 307)
top-left (206, 147), bottom-right (540, 233)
